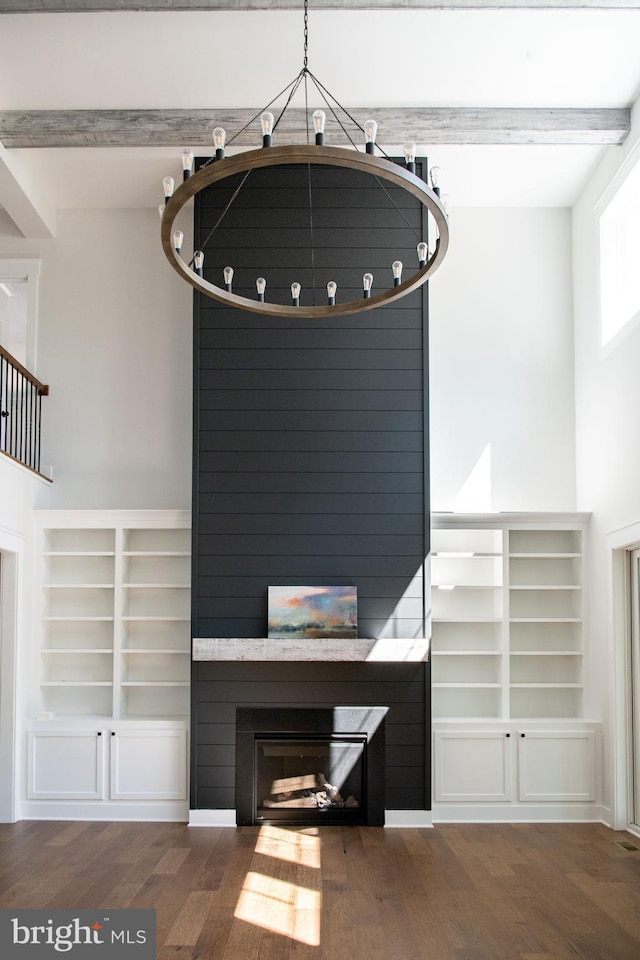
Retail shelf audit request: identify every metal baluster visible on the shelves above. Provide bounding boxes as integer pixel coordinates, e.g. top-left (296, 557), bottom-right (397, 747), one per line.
top-left (26, 378), bottom-right (32, 469)
top-left (8, 365), bottom-right (14, 457)
top-left (36, 388), bottom-right (42, 473)
top-left (0, 356), bottom-right (5, 453)
top-left (18, 368), bottom-right (24, 465)
top-left (31, 381), bottom-right (36, 470)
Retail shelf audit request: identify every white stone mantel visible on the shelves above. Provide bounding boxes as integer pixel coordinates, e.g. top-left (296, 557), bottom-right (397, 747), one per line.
top-left (192, 637), bottom-right (429, 662)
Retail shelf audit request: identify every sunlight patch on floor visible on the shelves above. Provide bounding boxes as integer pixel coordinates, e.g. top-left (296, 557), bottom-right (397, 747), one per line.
top-left (234, 869), bottom-right (321, 946)
top-left (254, 824), bottom-right (321, 868)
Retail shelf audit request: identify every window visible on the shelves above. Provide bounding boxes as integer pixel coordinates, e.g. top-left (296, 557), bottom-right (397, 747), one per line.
top-left (600, 159), bottom-right (640, 348)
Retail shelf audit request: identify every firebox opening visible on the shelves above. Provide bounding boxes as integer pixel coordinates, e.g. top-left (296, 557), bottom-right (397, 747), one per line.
top-left (235, 706), bottom-right (387, 827)
top-left (256, 735), bottom-right (367, 826)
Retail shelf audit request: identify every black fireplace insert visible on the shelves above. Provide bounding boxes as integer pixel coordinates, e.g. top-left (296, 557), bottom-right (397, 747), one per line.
top-left (236, 706), bottom-right (387, 826)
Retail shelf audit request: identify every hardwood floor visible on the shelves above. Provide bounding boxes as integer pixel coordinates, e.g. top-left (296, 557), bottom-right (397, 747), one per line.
top-left (1, 821), bottom-right (639, 960)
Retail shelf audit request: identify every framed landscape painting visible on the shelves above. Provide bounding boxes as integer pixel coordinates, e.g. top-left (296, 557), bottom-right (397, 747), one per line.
top-left (268, 586), bottom-right (358, 640)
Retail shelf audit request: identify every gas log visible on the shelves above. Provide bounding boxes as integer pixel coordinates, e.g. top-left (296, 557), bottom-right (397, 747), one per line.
top-left (263, 772), bottom-right (359, 809)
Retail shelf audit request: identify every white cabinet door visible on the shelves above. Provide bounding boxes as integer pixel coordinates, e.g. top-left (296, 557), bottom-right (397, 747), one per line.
top-left (109, 728), bottom-right (188, 800)
top-left (434, 731), bottom-right (513, 802)
top-left (517, 730), bottom-right (596, 802)
top-left (27, 729), bottom-right (105, 799)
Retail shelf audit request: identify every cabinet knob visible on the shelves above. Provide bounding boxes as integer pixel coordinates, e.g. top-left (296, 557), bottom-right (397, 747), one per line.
top-left (521, 733), bottom-right (525, 738)
top-left (97, 732), bottom-right (102, 737)
top-left (111, 731), bottom-right (116, 736)
top-left (505, 733), bottom-right (510, 738)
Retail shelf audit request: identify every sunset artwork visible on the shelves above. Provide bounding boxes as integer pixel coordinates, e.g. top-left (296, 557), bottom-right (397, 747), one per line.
top-left (268, 586), bottom-right (358, 640)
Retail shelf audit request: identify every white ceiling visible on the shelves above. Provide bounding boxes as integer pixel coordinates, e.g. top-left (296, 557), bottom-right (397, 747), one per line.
top-left (1, 7), bottom-right (640, 224)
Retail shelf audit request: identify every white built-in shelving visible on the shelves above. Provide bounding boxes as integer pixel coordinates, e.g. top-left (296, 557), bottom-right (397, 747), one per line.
top-left (430, 515), bottom-right (588, 721)
top-left (430, 525), bottom-right (505, 720)
top-left (430, 513), bottom-right (601, 822)
top-left (37, 512), bottom-right (191, 721)
top-left (507, 527), bottom-right (583, 720)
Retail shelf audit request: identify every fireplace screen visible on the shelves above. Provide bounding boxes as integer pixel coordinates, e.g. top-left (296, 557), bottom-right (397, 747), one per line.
top-left (256, 735), bottom-right (366, 824)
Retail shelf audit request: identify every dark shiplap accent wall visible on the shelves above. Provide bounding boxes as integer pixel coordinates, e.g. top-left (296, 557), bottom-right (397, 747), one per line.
top-left (191, 160), bottom-right (430, 811)
top-left (193, 161), bottom-right (429, 639)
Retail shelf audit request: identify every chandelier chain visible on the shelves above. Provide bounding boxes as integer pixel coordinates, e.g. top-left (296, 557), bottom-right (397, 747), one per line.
top-left (303, 0), bottom-right (309, 70)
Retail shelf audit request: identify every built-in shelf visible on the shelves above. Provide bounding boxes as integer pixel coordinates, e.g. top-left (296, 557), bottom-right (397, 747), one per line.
top-left (37, 512), bottom-right (191, 720)
top-left (431, 515), bottom-right (587, 721)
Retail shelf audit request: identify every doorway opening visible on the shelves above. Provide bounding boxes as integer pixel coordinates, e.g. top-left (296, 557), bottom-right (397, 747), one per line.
top-left (0, 548), bottom-right (19, 822)
top-left (628, 547), bottom-right (640, 832)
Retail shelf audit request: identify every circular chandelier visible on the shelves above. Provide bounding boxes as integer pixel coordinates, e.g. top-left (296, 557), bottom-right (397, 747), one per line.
top-left (160, 1), bottom-right (449, 319)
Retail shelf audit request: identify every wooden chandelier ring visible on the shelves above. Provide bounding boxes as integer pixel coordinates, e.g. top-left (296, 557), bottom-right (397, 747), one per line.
top-left (161, 144), bottom-right (449, 318)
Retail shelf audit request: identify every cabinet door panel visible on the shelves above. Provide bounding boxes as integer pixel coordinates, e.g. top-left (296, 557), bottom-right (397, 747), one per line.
top-left (109, 729), bottom-right (188, 800)
top-left (27, 730), bottom-right (104, 799)
top-left (434, 731), bottom-right (512, 802)
top-left (517, 731), bottom-right (595, 801)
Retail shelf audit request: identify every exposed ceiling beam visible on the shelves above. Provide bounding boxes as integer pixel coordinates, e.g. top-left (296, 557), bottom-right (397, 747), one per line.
top-left (0, 107), bottom-right (630, 148)
top-left (1, 1), bottom-right (639, 11)
top-left (0, 143), bottom-right (55, 237)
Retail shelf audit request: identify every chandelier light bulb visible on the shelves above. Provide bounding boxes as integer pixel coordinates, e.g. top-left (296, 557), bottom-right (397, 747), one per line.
top-left (173, 230), bottom-right (184, 254)
top-left (181, 149), bottom-right (194, 180)
top-left (291, 281), bottom-right (301, 306)
top-left (403, 141), bottom-right (416, 174)
top-left (392, 261), bottom-right (403, 286)
top-left (194, 250), bottom-right (204, 277)
top-left (441, 194), bottom-right (451, 215)
top-left (430, 165), bottom-right (441, 196)
top-left (212, 127), bottom-right (226, 160)
top-left (162, 176), bottom-right (175, 203)
top-left (363, 272), bottom-right (374, 298)
top-left (158, 203), bottom-right (165, 219)
top-left (327, 280), bottom-right (337, 305)
top-left (313, 109), bottom-right (326, 145)
top-left (417, 241), bottom-right (429, 267)
top-left (261, 112), bottom-right (275, 148)
top-left (223, 266), bottom-right (234, 291)
top-left (364, 119), bottom-right (378, 155)
top-left (256, 276), bottom-right (267, 301)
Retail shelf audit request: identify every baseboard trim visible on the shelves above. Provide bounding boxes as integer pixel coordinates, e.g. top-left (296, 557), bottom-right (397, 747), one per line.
top-left (188, 809), bottom-right (433, 828)
top-left (189, 809), bottom-right (236, 827)
top-left (20, 800), bottom-right (189, 821)
top-left (432, 802), bottom-right (606, 823)
top-left (600, 805), bottom-right (614, 828)
top-left (384, 810), bottom-right (433, 828)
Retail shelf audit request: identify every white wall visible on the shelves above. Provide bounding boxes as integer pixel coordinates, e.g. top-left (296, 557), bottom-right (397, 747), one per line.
top-left (572, 97), bottom-right (640, 823)
top-left (38, 208), bottom-right (193, 509)
top-left (430, 206), bottom-right (575, 512)
top-left (0, 206), bottom-right (192, 509)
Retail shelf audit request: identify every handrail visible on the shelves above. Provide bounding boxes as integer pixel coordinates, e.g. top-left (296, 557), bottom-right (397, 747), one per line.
top-left (0, 343), bottom-right (50, 478)
top-left (0, 344), bottom-right (49, 396)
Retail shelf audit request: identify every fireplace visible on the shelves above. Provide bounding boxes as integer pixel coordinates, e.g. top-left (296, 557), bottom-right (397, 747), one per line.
top-left (235, 706), bottom-right (387, 826)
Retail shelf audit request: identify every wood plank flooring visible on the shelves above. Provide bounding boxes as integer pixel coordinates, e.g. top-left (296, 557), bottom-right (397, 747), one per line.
top-left (1, 821), bottom-right (639, 960)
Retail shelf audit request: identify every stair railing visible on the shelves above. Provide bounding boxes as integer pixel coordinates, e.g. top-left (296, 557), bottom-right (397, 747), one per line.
top-left (0, 344), bottom-right (49, 478)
